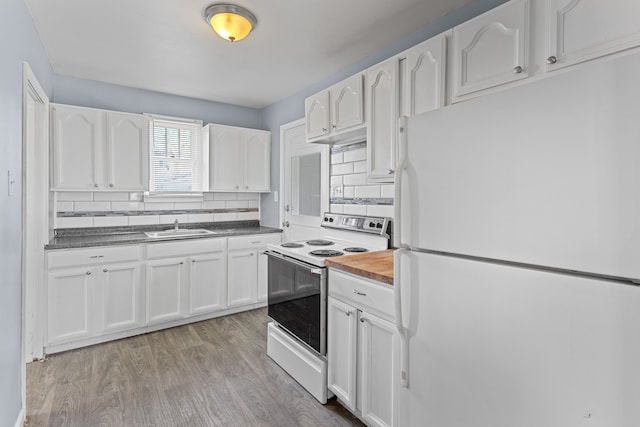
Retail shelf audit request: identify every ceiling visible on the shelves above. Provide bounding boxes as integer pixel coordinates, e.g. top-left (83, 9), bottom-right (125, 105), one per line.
top-left (24, 0), bottom-right (472, 109)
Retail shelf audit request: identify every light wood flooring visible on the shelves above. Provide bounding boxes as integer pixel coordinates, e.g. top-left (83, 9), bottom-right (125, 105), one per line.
top-left (26, 308), bottom-right (364, 426)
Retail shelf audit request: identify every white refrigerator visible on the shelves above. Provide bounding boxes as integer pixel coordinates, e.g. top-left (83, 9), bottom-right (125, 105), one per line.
top-left (394, 51), bottom-right (640, 427)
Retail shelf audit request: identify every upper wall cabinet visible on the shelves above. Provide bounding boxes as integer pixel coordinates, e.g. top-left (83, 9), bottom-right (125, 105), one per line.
top-left (366, 56), bottom-right (399, 183)
top-left (51, 104), bottom-right (149, 191)
top-left (206, 124), bottom-right (271, 192)
top-left (451, 0), bottom-right (530, 101)
top-left (305, 73), bottom-right (366, 144)
top-left (545, 0), bottom-right (640, 71)
top-left (401, 33), bottom-right (448, 117)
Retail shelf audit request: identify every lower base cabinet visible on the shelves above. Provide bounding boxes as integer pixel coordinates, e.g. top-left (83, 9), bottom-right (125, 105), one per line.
top-left (189, 252), bottom-right (227, 315)
top-left (146, 258), bottom-right (186, 324)
top-left (327, 269), bottom-right (398, 427)
top-left (100, 262), bottom-right (144, 334)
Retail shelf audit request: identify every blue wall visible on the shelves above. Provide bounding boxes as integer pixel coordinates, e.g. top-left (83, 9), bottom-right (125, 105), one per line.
top-left (0, 0), bottom-right (53, 425)
top-left (258, 0), bottom-right (509, 227)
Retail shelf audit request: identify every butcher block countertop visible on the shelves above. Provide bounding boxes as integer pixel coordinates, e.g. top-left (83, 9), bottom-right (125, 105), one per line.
top-left (325, 249), bottom-right (394, 285)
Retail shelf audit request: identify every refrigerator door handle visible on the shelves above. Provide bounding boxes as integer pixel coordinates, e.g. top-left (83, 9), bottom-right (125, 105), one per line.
top-left (394, 247), bottom-right (410, 387)
top-left (394, 116), bottom-right (408, 248)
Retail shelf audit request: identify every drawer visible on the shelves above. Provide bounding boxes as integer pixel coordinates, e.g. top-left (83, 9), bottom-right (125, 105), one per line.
top-left (146, 237), bottom-right (226, 259)
top-left (228, 233), bottom-right (282, 251)
top-left (48, 245), bottom-right (140, 269)
top-left (329, 269), bottom-right (394, 321)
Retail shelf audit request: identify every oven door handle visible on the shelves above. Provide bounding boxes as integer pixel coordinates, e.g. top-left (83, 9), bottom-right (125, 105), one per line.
top-left (264, 250), bottom-right (325, 274)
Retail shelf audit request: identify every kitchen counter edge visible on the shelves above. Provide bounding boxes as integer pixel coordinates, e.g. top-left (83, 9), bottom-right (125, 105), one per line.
top-left (326, 249), bottom-right (395, 285)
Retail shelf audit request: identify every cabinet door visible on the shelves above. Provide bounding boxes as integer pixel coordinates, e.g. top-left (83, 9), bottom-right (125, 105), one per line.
top-left (243, 130), bottom-right (271, 192)
top-left (189, 252), bottom-right (227, 315)
top-left (451, 0), bottom-right (529, 100)
top-left (327, 297), bottom-right (358, 411)
top-left (209, 125), bottom-right (243, 191)
top-left (305, 90), bottom-right (330, 140)
top-left (47, 268), bottom-right (94, 345)
top-left (99, 262), bottom-right (144, 333)
top-left (403, 34), bottom-right (447, 117)
top-left (331, 74), bottom-right (365, 133)
top-left (51, 105), bottom-right (103, 190)
top-left (105, 112), bottom-right (149, 190)
top-left (146, 259), bottom-right (185, 324)
top-left (359, 311), bottom-right (398, 427)
top-left (227, 250), bottom-right (258, 307)
top-left (366, 57), bottom-right (399, 182)
top-left (257, 249), bottom-right (269, 302)
top-left (546, 0), bottom-right (640, 70)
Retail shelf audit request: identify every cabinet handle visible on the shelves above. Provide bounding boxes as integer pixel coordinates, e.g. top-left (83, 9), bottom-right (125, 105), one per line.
top-left (353, 289), bottom-right (367, 296)
top-left (282, 221), bottom-right (290, 228)
top-left (192, 259), bottom-right (196, 263)
top-left (250, 253), bottom-right (254, 256)
top-left (180, 262), bottom-right (184, 265)
top-left (103, 268), bottom-right (108, 273)
top-left (322, 128), bottom-right (327, 132)
top-left (513, 65), bottom-right (523, 74)
top-left (94, 184), bottom-right (99, 188)
top-left (359, 316), bottom-right (368, 323)
top-left (332, 124), bottom-right (337, 129)
top-left (89, 255), bottom-right (104, 259)
top-left (109, 183), bottom-right (114, 188)
top-left (345, 310), bottom-right (352, 317)
top-left (86, 271), bottom-right (91, 276)
top-left (387, 169), bottom-right (394, 174)
top-left (251, 241), bottom-right (261, 244)
top-left (547, 55), bottom-right (557, 65)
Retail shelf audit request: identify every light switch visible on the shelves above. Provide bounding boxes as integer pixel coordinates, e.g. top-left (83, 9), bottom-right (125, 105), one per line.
top-left (7, 170), bottom-right (16, 197)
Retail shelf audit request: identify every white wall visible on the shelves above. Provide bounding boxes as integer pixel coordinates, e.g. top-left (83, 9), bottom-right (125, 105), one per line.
top-left (0, 1), bottom-right (53, 426)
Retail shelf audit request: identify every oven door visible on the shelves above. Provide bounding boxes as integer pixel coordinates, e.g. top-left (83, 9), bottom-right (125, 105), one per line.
top-left (265, 250), bottom-right (326, 356)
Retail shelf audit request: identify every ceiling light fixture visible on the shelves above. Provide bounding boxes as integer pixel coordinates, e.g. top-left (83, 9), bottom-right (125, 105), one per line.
top-left (202, 3), bottom-right (257, 42)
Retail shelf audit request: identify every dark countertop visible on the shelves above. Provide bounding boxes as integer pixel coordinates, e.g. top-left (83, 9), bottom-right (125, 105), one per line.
top-left (45, 221), bottom-right (282, 250)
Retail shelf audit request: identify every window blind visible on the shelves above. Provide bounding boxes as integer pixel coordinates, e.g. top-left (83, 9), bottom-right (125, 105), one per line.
top-left (148, 116), bottom-right (203, 192)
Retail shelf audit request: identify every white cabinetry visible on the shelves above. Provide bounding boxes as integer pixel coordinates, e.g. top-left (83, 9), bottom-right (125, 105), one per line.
top-left (146, 258), bottom-right (186, 324)
top-left (545, 0), bottom-right (640, 71)
top-left (206, 124), bottom-right (271, 192)
top-left (51, 104), bottom-right (149, 191)
top-left (451, 0), bottom-right (529, 101)
top-left (366, 57), bottom-right (399, 183)
top-left (305, 74), bottom-right (366, 144)
top-left (189, 252), bottom-right (227, 315)
top-left (46, 245), bottom-right (142, 347)
top-left (327, 269), bottom-right (398, 427)
top-left (227, 234), bottom-right (282, 306)
top-left (402, 33), bottom-right (448, 117)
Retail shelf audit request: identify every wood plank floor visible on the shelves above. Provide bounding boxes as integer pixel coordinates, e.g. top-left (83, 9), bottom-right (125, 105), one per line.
top-left (26, 308), bottom-right (364, 427)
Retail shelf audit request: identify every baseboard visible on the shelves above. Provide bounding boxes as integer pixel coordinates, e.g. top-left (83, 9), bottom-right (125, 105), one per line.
top-left (13, 406), bottom-right (25, 427)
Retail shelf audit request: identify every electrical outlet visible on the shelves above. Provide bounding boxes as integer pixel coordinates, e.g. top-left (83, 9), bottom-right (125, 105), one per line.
top-left (331, 185), bottom-right (343, 197)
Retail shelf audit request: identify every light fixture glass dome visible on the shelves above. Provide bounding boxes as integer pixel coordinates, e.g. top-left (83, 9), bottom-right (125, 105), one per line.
top-left (203, 3), bottom-right (257, 42)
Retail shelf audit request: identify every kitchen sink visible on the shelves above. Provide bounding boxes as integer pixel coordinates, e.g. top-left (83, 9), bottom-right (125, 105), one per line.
top-left (144, 228), bottom-right (218, 238)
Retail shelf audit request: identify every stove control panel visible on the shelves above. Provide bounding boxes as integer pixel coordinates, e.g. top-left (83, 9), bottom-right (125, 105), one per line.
top-left (321, 213), bottom-right (391, 238)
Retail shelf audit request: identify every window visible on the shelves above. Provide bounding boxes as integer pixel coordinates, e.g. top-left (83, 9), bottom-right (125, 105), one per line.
top-left (148, 115), bottom-right (204, 192)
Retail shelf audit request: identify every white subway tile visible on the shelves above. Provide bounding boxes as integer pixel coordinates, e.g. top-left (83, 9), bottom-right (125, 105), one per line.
top-left (188, 213), bottom-right (215, 223)
top-left (159, 214), bottom-right (190, 224)
top-left (330, 175), bottom-right (343, 187)
top-left (248, 201), bottom-right (260, 209)
top-left (380, 185), bottom-right (394, 198)
top-left (111, 202), bottom-right (144, 211)
top-left (330, 204), bottom-right (344, 214)
top-left (128, 215), bottom-right (160, 226)
top-left (214, 212), bottom-right (238, 222)
top-left (129, 192), bottom-right (144, 201)
top-left (57, 191), bottom-right (93, 201)
top-left (213, 193), bottom-right (238, 201)
top-left (366, 205), bottom-right (395, 218)
top-left (237, 192), bottom-right (259, 201)
top-left (93, 192), bottom-right (129, 201)
top-left (74, 201), bottom-right (111, 212)
top-left (175, 202), bottom-right (203, 210)
top-left (226, 201), bottom-right (249, 209)
top-left (343, 147), bottom-right (367, 163)
top-left (93, 216), bottom-right (129, 227)
top-left (56, 201), bottom-right (74, 212)
top-left (56, 217), bottom-right (93, 228)
top-left (144, 202), bottom-right (174, 211)
top-left (343, 173), bottom-right (367, 186)
top-left (342, 204), bottom-right (367, 215)
top-left (203, 201), bottom-right (226, 209)
top-left (331, 152), bottom-right (344, 164)
top-left (237, 211), bottom-right (259, 221)
top-left (331, 163), bottom-right (353, 175)
top-left (203, 192), bottom-right (215, 201)
top-left (343, 186), bottom-right (355, 198)
top-left (353, 160), bottom-right (367, 174)
top-left (354, 185), bottom-right (381, 198)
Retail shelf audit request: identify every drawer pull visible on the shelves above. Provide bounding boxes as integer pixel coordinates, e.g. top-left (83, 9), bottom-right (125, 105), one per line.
top-left (86, 271), bottom-right (91, 276)
top-left (251, 241), bottom-right (261, 244)
top-left (353, 289), bottom-right (367, 296)
top-left (103, 268), bottom-right (108, 272)
top-left (89, 255), bottom-right (104, 259)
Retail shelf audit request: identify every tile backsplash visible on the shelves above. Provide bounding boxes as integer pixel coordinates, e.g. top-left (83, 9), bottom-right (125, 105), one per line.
top-left (329, 142), bottom-right (394, 219)
top-left (54, 191), bottom-right (260, 229)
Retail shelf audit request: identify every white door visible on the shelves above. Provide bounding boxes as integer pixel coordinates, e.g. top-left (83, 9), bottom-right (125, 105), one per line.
top-left (209, 124), bottom-right (242, 191)
top-left (47, 268), bottom-right (94, 345)
top-left (243, 130), bottom-right (271, 192)
top-left (189, 252), bottom-right (227, 315)
top-left (327, 297), bottom-right (358, 411)
top-left (105, 111), bottom-right (149, 190)
top-left (146, 259), bottom-right (185, 324)
top-left (99, 263), bottom-right (144, 333)
top-left (280, 119), bottom-right (329, 241)
top-left (227, 250), bottom-right (258, 307)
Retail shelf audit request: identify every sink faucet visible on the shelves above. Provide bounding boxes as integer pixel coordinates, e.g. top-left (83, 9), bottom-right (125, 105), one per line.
top-left (174, 219), bottom-right (179, 231)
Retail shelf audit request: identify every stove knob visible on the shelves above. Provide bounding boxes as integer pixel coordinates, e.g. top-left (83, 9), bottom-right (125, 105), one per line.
top-left (369, 222), bottom-right (375, 228)
top-left (376, 223), bottom-right (383, 228)
top-left (329, 217), bottom-right (334, 222)
top-left (324, 217), bottom-right (329, 222)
